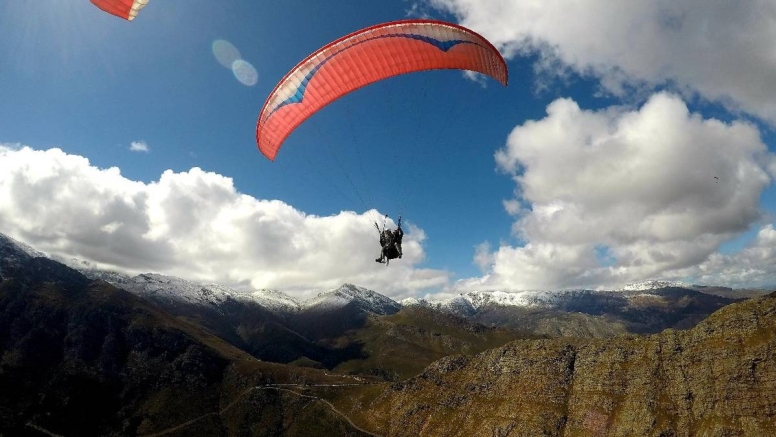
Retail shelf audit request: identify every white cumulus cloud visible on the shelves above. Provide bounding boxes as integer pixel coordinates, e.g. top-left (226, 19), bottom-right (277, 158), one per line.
top-left (0, 145), bottom-right (449, 299)
top-left (452, 92), bottom-right (776, 291)
top-left (427, 0), bottom-right (776, 124)
top-left (670, 224), bottom-right (776, 288)
top-left (129, 141), bottom-right (150, 153)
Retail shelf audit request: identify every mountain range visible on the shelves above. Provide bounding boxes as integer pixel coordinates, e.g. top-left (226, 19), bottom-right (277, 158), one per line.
top-left (69, 252), bottom-right (764, 338)
top-left (45, 237), bottom-right (766, 323)
top-left (1, 231), bottom-right (774, 436)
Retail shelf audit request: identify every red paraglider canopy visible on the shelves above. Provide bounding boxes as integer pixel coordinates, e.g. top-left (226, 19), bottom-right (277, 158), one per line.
top-left (90, 0), bottom-right (150, 21)
top-left (256, 19), bottom-right (508, 161)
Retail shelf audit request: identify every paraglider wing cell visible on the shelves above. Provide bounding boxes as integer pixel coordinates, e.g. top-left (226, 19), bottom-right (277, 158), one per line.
top-left (255, 19), bottom-right (508, 161)
top-left (91, 0), bottom-right (150, 21)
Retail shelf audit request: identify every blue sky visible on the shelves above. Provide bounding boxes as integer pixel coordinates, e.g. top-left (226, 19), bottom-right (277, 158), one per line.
top-left (2, 1), bottom-right (776, 299)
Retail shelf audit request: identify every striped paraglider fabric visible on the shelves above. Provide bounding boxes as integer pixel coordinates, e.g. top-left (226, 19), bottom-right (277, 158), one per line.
top-left (256, 19), bottom-right (508, 161)
top-left (90, 0), bottom-right (150, 21)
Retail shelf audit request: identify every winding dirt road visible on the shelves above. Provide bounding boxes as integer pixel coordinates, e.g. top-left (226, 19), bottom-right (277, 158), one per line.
top-left (138, 384), bottom-right (382, 437)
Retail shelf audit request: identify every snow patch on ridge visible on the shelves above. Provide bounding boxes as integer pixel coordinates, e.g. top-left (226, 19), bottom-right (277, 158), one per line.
top-left (415, 290), bottom-right (577, 313)
top-left (0, 233), bottom-right (46, 259)
top-left (0, 233), bottom-right (47, 278)
top-left (239, 288), bottom-right (301, 312)
top-left (623, 280), bottom-right (695, 291)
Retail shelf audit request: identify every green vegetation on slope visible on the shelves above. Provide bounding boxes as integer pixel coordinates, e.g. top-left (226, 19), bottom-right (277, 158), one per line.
top-left (329, 306), bottom-right (536, 381)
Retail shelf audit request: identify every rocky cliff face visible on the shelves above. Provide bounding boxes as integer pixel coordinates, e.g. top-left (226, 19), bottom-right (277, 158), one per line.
top-left (363, 292), bottom-right (776, 437)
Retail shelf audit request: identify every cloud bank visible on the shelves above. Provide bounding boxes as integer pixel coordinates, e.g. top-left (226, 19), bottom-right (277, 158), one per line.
top-left (453, 93), bottom-right (776, 291)
top-left (0, 145), bottom-right (448, 299)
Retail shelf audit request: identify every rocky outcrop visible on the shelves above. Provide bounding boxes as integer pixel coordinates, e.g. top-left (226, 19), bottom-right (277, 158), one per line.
top-left (364, 292), bottom-right (776, 436)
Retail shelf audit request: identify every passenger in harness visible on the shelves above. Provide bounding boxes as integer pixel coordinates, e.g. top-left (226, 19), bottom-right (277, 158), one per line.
top-left (375, 216), bottom-right (403, 266)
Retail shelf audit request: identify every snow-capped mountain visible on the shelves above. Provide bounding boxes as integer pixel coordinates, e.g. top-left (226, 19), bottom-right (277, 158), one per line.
top-left (0, 236), bottom-right (399, 317)
top-left (406, 284), bottom-right (706, 315)
top-left (78, 267), bottom-right (395, 316)
top-left (459, 290), bottom-right (575, 309)
top-left (304, 283), bottom-right (401, 315)
top-left (399, 297), bottom-right (426, 306)
top-left (402, 294), bottom-right (474, 314)
top-left (64, 256), bottom-right (389, 315)
top-left (76, 269), bottom-right (301, 313)
top-left (406, 290), bottom-right (590, 314)
top-left (78, 271), bottom-right (398, 315)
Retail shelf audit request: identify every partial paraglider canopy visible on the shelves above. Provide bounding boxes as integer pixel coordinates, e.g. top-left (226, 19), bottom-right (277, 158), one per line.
top-left (90, 0), bottom-right (150, 21)
top-left (255, 19), bottom-right (508, 161)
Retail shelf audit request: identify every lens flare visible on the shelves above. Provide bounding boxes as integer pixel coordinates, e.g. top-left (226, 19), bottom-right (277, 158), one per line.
top-left (212, 39), bottom-right (258, 87)
top-left (212, 39), bottom-right (241, 69)
top-left (232, 59), bottom-right (258, 86)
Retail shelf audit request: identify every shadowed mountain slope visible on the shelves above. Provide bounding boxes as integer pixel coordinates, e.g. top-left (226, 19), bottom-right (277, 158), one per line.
top-left (0, 253), bottom-right (374, 436)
